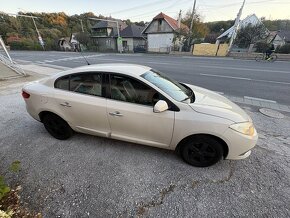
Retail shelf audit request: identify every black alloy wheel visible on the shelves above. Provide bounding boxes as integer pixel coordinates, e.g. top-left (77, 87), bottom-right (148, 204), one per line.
top-left (42, 113), bottom-right (73, 140)
top-left (181, 136), bottom-right (224, 167)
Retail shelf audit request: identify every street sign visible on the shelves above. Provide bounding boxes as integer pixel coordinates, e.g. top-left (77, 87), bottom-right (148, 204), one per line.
top-left (118, 37), bottom-right (123, 42)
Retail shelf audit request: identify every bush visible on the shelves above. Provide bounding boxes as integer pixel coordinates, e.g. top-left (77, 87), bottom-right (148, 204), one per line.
top-left (10, 38), bottom-right (42, 51)
top-left (276, 44), bottom-right (290, 54)
top-left (255, 42), bottom-right (269, 53)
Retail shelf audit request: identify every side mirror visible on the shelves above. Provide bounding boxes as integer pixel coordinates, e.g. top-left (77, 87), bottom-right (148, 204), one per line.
top-left (153, 100), bottom-right (169, 113)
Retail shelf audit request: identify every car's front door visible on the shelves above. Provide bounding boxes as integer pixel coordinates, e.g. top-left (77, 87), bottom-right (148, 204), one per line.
top-left (54, 72), bottom-right (110, 137)
top-left (106, 74), bottom-right (175, 148)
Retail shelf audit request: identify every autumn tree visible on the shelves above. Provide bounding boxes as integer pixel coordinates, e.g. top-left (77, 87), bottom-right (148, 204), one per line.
top-left (182, 10), bottom-right (209, 40)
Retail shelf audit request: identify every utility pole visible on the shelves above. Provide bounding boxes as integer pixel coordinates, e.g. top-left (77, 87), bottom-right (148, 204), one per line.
top-left (178, 10), bottom-right (182, 29)
top-left (31, 16), bottom-right (45, 50)
top-left (14, 10), bottom-right (45, 50)
top-left (80, 19), bottom-right (84, 32)
top-left (187, 0), bottom-right (197, 48)
top-left (228, 0), bottom-right (246, 52)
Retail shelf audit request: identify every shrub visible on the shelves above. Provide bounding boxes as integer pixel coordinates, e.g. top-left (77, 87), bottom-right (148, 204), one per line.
top-left (255, 42), bottom-right (269, 53)
top-left (276, 44), bottom-right (290, 54)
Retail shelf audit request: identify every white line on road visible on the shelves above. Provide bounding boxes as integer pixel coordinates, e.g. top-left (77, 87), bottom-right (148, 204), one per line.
top-left (198, 65), bottom-right (290, 74)
top-left (200, 73), bottom-right (290, 85)
top-left (244, 96), bottom-right (277, 103)
top-left (200, 73), bottom-right (251, 80)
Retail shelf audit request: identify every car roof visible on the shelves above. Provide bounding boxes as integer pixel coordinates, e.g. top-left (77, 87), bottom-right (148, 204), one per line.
top-left (54, 63), bottom-right (152, 78)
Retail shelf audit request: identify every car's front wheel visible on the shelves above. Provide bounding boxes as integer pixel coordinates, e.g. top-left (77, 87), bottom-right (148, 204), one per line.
top-left (42, 113), bottom-right (73, 140)
top-left (180, 135), bottom-right (224, 167)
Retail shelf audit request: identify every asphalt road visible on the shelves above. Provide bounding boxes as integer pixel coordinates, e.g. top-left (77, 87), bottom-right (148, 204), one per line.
top-left (0, 86), bottom-right (289, 217)
top-left (9, 51), bottom-right (290, 105)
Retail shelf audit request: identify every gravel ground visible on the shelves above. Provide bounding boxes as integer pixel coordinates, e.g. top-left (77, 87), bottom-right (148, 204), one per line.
top-left (0, 85), bottom-right (289, 217)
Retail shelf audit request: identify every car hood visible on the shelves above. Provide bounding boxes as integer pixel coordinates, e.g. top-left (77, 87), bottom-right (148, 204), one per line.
top-left (186, 84), bottom-right (251, 123)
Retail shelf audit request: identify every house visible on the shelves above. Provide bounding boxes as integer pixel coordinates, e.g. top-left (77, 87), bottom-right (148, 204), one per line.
top-left (58, 33), bottom-right (80, 52)
top-left (58, 37), bottom-right (72, 51)
top-left (90, 20), bottom-right (127, 52)
top-left (216, 14), bottom-right (266, 43)
top-left (142, 12), bottom-right (189, 53)
top-left (70, 33), bottom-right (80, 51)
top-left (120, 24), bottom-right (146, 52)
top-left (270, 30), bottom-right (290, 48)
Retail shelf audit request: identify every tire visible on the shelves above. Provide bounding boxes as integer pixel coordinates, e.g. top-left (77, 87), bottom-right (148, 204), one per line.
top-left (269, 54), bottom-right (277, 62)
top-left (180, 136), bottom-right (224, 167)
top-left (255, 54), bottom-right (264, 62)
top-left (42, 113), bottom-right (73, 140)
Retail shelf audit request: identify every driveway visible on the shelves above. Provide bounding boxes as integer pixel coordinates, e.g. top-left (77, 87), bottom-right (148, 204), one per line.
top-left (0, 74), bottom-right (289, 217)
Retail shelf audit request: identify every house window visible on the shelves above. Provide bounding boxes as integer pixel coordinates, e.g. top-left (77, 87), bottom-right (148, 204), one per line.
top-left (158, 19), bottom-right (162, 31)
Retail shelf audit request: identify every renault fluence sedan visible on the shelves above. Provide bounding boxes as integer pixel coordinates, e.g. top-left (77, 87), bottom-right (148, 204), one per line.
top-left (22, 64), bottom-right (258, 167)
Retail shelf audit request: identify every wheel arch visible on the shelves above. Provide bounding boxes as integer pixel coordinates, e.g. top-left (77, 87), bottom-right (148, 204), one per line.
top-left (175, 133), bottom-right (229, 159)
top-left (39, 110), bottom-right (67, 123)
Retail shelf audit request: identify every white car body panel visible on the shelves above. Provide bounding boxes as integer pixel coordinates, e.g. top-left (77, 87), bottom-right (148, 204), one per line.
top-left (22, 64), bottom-right (258, 162)
top-left (106, 99), bottom-right (174, 148)
top-left (53, 89), bottom-right (110, 137)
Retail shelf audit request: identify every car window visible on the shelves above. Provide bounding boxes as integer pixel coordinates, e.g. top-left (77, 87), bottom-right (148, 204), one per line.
top-left (110, 74), bottom-right (160, 106)
top-left (55, 76), bottom-right (69, 90)
top-left (141, 69), bottom-right (191, 102)
top-left (70, 73), bottom-right (102, 96)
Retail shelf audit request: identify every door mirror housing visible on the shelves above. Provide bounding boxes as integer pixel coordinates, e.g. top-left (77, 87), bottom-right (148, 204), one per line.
top-left (153, 100), bottom-right (169, 113)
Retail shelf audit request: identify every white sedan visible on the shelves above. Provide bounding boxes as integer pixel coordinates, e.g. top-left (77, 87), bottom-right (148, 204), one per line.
top-left (22, 64), bottom-right (258, 167)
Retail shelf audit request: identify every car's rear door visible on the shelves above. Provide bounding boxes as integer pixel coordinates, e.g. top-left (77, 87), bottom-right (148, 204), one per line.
top-left (106, 73), bottom-right (175, 148)
top-left (53, 72), bottom-right (110, 137)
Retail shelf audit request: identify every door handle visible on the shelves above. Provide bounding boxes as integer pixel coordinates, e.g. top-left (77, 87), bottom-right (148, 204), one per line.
top-left (109, 111), bottom-right (123, 117)
top-left (60, 102), bottom-right (71, 107)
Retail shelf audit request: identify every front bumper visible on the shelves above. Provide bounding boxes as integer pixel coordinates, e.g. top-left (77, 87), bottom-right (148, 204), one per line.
top-left (224, 127), bottom-right (258, 160)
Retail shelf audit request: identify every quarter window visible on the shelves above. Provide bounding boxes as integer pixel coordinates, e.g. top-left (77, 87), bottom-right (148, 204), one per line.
top-left (55, 76), bottom-right (69, 90)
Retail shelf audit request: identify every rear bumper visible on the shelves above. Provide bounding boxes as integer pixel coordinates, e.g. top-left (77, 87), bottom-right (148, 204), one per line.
top-left (224, 128), bottom-right (258, 160)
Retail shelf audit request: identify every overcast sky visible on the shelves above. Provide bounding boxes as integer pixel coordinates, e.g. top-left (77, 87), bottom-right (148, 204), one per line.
top-left (2, 0), bottom-right (290, 22)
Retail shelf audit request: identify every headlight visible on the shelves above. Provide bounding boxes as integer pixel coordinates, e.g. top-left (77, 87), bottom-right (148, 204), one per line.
top-left (229, 122), bottom-right (255, 136)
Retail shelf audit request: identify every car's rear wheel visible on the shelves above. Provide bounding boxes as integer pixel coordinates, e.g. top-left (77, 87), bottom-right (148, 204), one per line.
top-left (42, 113), bottom-right (73, 140)
top-left (180, 136), bottom-right (224, 167)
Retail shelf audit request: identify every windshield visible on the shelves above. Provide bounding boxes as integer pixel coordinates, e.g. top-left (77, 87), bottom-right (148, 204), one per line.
top-left (141, 69), bottom-right (193, 102)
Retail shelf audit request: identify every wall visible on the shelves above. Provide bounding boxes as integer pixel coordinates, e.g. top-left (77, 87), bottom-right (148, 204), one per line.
top-left (147, 33), bottom-right (174, 53)
top-left (192, 44), bottom-right (229, 56)
top-left (144, 20), bottom-right (173, 34)
top-left (92, 37), bottom-right (117, 52)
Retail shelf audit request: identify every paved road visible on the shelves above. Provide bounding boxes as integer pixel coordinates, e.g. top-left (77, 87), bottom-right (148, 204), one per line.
top-left (0, 87), bottom-right (289, 217)
top-left (9, 51), bottom-right (290, 105)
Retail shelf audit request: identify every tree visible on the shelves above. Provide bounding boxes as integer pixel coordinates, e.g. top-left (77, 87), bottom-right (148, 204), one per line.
top-left (75, 32), bottom-right (90, 47)
top-left (182, 10), bottom-right (209, 39)
top-left (206, 20), bottom-right (234, 33)
top-left (235, 24), bottom-right (268, 48)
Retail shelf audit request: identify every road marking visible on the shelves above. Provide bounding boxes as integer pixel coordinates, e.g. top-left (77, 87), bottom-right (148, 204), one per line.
top-left (200, 73), bottom-right (290, 85)
top-left (198, 65), bottom-right (290, 74)
top-left (200, 73), bottom-right (251, 80)
top-left (244, 96), bottom-right (277, 103)
top-left (38, 54), bottom-right (106, 63)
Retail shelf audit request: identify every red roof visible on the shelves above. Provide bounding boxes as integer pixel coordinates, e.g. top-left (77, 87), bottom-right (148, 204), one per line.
top-left (153, 12), bottom-right (189, 32)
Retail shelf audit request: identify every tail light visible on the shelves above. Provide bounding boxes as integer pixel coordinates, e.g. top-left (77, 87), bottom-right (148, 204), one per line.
top-left (22, 91), bottom-right (30, 99)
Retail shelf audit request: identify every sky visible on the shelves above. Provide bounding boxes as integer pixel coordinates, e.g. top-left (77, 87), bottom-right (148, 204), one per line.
top-left (1, 0), bottom-right (290, 22)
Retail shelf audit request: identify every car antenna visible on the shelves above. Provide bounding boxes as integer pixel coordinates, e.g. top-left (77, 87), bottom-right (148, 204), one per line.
top-left (79, 47), bottom-right (91, 65)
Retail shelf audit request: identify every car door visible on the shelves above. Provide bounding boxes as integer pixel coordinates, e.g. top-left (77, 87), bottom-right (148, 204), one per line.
top-left (54, 72), bottom-right (110, 137)
top-left (106, 73), bottom-right (175, 148)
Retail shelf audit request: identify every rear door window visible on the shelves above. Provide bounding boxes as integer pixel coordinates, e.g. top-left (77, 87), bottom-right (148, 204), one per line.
top-left (70, 73), bottom-right (102, 96)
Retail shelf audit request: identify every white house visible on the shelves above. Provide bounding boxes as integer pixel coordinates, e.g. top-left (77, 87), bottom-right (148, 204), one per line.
top-left (142, 12), bottom-right (188, 53)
